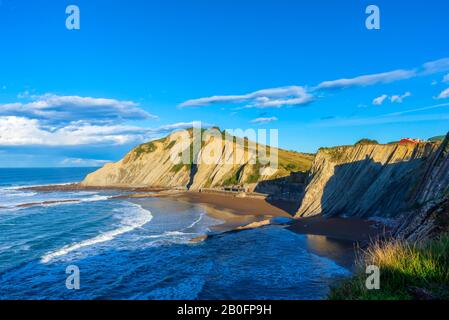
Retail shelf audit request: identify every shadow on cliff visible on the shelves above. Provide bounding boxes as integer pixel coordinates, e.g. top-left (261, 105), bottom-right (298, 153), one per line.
top-left (186, 164), bottom-right (198, 190)
top-left (255, 171), bottom-right (307, 215)
top-left (313, 155), bottom-right (428, 218)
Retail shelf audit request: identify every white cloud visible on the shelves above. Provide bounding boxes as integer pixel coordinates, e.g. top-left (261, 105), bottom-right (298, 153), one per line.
top-left (0, 117), bottom-right (148, 146)
top-left (179, 86), bottom-right (313, 108)
top-left (314, 102), bottom-right (449, 127)
top-left (0, 93), bottom-right (157, 125)
top-left (250, 116), bottom-right (278, 124)
top-left (372, 92), bottom-right (411, 105)
top-left (314, 113), bottom-right (449, 128)
top-left (436, 88), bottom-right (449, 100)
top-left (319, 57), bottom-right (449, 90)
top-left (373, 94), bottom-right (388, 105)
top-left (443, 74), bottom-right (449, 83)
top-left (422, 57), bottom-right (449, 75)
top-left (317, 69), bottom-right (416, 90)
top-left (60, 158), bottom-right (110, 167)
top-left (390, 91), bottom-right (411, 103)
top-left (0, 117), bottom-right (210, 147)
top-left (178, 57), bottom-right (449, 110)
top-left (17, 90), bottom-right (31, 99)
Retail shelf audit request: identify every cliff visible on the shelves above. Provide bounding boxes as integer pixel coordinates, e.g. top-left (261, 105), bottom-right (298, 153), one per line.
top-left (295, 138), bottom-right (446, 219)
top-left (394, 133), bottom-right (449, 240)
top-left (81, 129), bottom-right (314, 191)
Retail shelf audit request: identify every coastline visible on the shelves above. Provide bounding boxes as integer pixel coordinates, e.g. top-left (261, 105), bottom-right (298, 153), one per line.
top-left (21, 184), bottom-right (386, 243)
top-left (14, 183), bottom-right (388, 270)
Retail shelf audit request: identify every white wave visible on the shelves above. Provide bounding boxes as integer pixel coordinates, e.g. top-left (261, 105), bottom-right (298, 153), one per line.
top-left (182, 212), bottom-right (204, 231)
top-left (146, 231), bottom-right (196, 239)
top-left (0, 190), bottom-right (37, 197)
top-left (2, 182), bottom-right (75, 190)
top-left (2, 194), bottom-right (112, 210)
top-left (40, 203), bottom-right (153, 264)
top-left (80, 195), bottom-right (111, 202)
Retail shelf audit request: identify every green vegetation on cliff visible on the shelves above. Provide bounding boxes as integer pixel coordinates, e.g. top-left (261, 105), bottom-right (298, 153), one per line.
top-left (355, 138), bottom-right (379, 145)
top-left (134, 142), bottom-right (157, 157)
top-left (428, 135), bottom-right (446, 142)
top-left (329, 236), bottom-right (449, 300)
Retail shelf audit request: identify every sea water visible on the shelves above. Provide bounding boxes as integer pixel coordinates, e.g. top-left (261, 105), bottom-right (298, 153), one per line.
top-left (0, 168), bottom-right (350, 300)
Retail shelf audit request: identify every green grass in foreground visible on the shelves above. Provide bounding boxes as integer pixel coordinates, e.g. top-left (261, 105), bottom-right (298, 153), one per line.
top-left (329, 235), bottom-right (449, 300)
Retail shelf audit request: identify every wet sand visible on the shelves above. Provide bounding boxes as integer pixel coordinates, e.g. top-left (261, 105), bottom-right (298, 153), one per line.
top-left (164, 192), bottom-right (362, 268)
top-left (172, 191), bottom-right (292, 218)
top-left (170, 192), bottom-right (385, 243)
top-left (288, 215), bottom-right (388, 243)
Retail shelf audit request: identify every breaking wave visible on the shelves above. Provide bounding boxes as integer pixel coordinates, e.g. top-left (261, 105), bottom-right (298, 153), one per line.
top-left (41, 203), bottom-right (153, 263)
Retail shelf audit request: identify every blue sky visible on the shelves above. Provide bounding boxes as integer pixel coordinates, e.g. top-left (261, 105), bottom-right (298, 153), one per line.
top-left (0, 0), bottom-right (449, 167)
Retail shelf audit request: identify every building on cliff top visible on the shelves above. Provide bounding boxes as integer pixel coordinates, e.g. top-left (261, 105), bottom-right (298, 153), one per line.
top-left (399, 138), bottom-right (423, 145)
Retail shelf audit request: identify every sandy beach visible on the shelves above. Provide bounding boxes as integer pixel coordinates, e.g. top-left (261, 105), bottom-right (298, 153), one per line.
top-left (169, 191), bottom-right (385, 243)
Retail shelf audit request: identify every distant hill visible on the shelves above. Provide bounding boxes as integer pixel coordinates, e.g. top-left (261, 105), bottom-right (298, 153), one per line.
top-left (428, 135), bottom-right (446, 142)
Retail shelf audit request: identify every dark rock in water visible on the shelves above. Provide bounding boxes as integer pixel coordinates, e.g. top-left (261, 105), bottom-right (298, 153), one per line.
top-left (270, 217), bottom-right (294, 225)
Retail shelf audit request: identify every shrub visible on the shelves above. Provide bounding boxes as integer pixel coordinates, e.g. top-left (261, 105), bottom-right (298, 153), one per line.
top-left (355, 138), bottom-right (379, 145)
top-left (329, 236), bottom-right (449, 300)
top-left (134, 142), bottom-right (157, 157)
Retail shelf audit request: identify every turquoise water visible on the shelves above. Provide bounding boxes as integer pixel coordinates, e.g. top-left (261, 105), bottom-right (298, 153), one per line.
top-left (0, 168), bottom-right (350, 300)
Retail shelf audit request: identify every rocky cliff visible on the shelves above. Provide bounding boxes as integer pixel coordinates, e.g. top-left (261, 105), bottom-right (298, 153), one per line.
top-left (394, 133), bottom-right (449, 240)
top-left (81, 129), bottom-right (314, 191)
top-left (295, 137), bottom-right (448, 219)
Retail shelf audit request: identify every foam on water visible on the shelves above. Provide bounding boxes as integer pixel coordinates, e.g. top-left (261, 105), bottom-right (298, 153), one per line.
top-left (0, 186), bottom-right (112, 209)
top-left (40, 202), bottom-right (153, 263)
top-left (0, 168), bottom-right (353, 299)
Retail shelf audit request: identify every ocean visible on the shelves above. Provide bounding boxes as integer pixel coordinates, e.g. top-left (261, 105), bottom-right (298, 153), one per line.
top-left (0, 168), bottom-right (351, 300)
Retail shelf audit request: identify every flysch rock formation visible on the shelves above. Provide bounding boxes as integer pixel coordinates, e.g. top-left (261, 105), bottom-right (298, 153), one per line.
top-left (295, 135), bottom-right (448, 220)
top-left (394, 133), bottom-right (449, 240)
top-left (81, 128), bottom-right (314, 191)
top-left (82, 127), bottom-right (449, 240)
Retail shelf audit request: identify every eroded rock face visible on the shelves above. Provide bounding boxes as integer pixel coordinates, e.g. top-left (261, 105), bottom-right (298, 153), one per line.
top-left (295, 138), bottom-right (447, 219)
top-left (81, 129), bottom-right (313, 191)
top-left (395, 134), bottom-right (449, 240)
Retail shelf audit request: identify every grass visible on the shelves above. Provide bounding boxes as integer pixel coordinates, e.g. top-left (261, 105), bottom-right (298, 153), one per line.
top-left (320, 146), bottom-right (351, 163)
top-left (246, 161), bottom-right (262, 184)
top-left (134, 142), bottom-right (157, 158)
top-left (222, 167), bottom-right (242, 186)
top-left (170, 163), bottom-right (186, 174)
top-left (329, 235), bottom-right (449, 300)
top-left (428, 135), bottom-right (446, 142)
top-left (165, 140), bottom-right (176, 150)
top-left (355, 138), bottom-right (379, 145)
top-left (278, 149), bottom-right (314, 173)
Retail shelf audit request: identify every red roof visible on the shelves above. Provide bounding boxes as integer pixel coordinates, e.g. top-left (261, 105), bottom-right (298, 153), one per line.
top-left (399, 138), bottom-right (421, 144)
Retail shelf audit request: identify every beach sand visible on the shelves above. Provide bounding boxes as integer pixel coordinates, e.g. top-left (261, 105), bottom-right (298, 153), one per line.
top-left (170, 192), bottom-right (283, 232)
top-left (168, 192), bottom-right (364, 268)
top-left (170, 192), bottom-right (385, 243)
top-left (288, 215), bottom-right (388, 242)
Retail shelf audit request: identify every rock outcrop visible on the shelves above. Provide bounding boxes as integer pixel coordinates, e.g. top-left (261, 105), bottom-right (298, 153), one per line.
top-left (81, 129), bottom-right (314, 191)
top-left (295, 137), bottom-right (447, 219)
top-left (394, 133), bottom-right (449, 240)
